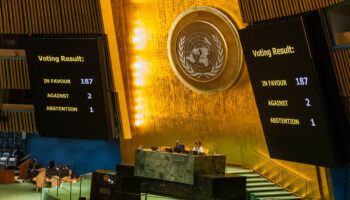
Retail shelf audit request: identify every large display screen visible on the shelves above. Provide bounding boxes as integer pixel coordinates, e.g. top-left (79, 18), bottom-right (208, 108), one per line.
top-left (26, 36), bottom-right (115, 140)
top-left (239, 16), bottom-right (349, 167)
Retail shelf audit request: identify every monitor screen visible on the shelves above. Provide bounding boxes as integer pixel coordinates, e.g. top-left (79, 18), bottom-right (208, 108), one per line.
top-left (26, 36), bottom-right (116, 140)
top-left (239, 15), bottom-right (349, 167)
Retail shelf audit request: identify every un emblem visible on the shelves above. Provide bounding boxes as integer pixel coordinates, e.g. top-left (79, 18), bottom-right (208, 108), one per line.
top-left (168, 7), bottom-right (243, 94)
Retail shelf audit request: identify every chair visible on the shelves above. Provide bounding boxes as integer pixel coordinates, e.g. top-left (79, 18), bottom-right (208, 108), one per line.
top-left (7, 158), bottom-right (17, 168)
top-left (50, 176), bottom-right (60, 188)
top-left (2, 153), bottom-right (10, 158)
top-left (0, 157), bottom-right (8, 162)
top-left (0, 162), bottom-right (5, 169)
top-left (203, 148), bottom-right (209, 155)
top-left (160, 146), bottom-right (173, 152)
top-left (0, 157), bottom-right (8, 168)
top-left (35, 171), bottom-right (47, 192)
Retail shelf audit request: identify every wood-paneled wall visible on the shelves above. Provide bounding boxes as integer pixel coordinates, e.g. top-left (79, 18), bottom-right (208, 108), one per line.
top-left (0, 0), bottom-right (105, 134)
top-left (0, 0), bottom-right (104, 34)
top-left (0, 0), bottom-right (106, 89)
top-left (332, 49), bottom-right (350, 121)
top-left (0, 59), bottom-right (30, 89)
top-left (0, 109), bottom-right (37, 134)
top-left (239, 0), bottom-right (344, 24)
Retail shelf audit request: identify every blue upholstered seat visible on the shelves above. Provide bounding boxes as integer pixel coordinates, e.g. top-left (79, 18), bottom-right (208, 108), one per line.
top-left (2, 153), bottom-right (10, 158)
top-left (7, 157), bottom-right (17, 168)
top-left (0, 157), bottom-right (7, 169)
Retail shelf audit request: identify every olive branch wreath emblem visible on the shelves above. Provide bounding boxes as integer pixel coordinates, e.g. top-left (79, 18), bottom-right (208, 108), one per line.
top-left (178, 34), bottom-right (224, 79)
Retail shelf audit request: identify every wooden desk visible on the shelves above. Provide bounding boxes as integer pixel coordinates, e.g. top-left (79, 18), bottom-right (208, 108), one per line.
top-left (61, 177), bottom-right (79, 183)
top-left (33, 168), bottom-right (78, 191)
top-left (33, 172), bottom-right (79, 192)
top-left (35, 168), bottom-right (46, 172)
top-left (0, 169), bottom-right (15, 184)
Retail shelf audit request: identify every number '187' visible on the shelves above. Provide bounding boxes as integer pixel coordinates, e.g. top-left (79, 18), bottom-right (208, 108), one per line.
top-left (296, 77), bottom-right (308, 86)
top-left (80, 78), bottom-right (93, 85)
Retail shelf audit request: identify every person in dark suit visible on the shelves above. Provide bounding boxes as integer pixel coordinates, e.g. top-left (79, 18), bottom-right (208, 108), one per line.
top-left (10, 145), bottom-right (20, 158)
top-left (174, 140), bottom-right (185, 153)
top-left (46, 160), bottom-right (58, 178)
top-left (28, 159), bottom-right (39, 179)
top-left (60, 165), bottom-right (72, 178)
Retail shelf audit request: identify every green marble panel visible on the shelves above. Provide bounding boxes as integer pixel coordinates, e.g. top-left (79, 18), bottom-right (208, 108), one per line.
top-left (134, 149), bottom-right (226, 185)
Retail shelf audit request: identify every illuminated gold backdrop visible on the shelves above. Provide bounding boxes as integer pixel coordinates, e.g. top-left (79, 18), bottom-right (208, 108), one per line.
top-left (110, 0), bottom-right (332, 199)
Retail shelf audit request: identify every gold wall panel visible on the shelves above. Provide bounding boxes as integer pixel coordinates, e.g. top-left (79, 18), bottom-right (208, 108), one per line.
top-left (0, 104), bottom-right (37, 134)
top-left (0, 0), bottom-right (104, 34)
top-left (99, 0), bottom-right (132, 139)
top-left (332, 49), bottom-right (350, 123)
top-left (239, 0), bottom-right (344, 24)
top-left (111, 0), bottom-right (332, 198)
top-left (0, 59), bottom-right (30, 89)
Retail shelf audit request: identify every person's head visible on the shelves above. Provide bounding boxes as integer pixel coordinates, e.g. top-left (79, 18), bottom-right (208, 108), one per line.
top-left (33, 159), bottom-right (37, 165)
top-left (49, 160), bottom-right (55, 168)
top-left (13, 145), bottom-right (19, 150)
top-left (176, 140), bottom-right (180, 145)
top-left (64, 165), bottom-right (70, 170)
top-left (195, 140), bottom-right (201, 147)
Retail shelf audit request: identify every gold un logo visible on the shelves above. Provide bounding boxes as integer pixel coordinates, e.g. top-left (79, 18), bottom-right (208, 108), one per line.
top-left (168, 6), bottom-right (243, 94)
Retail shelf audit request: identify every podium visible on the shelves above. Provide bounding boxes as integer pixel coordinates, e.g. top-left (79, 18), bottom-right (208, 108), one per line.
top-left (134, 149), bottom-right (226, 185)
top-left (130, 149), bottom-right (245, 200)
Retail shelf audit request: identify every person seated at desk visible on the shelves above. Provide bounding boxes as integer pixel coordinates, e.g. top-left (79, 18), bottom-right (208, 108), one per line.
top-left (28, 159), bottom-right (39, 179)
top-left (10, 145), bottom-right (25, 164)
top-left (193, 140), bottom-right (204, 155)
top-left (174, 140), bottom-right (185, 153)
top-left (46, 160), bottom-right (58, 178)
top-left (33, 160), bottom-right (59, 190)
top-left (60, 165), bottom-right (72, 178)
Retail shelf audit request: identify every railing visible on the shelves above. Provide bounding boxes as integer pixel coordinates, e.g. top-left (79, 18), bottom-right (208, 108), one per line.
top-left (44, 162), bottom-right (89, 200)
top-left (248, 151), bottom-right (310, 199)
